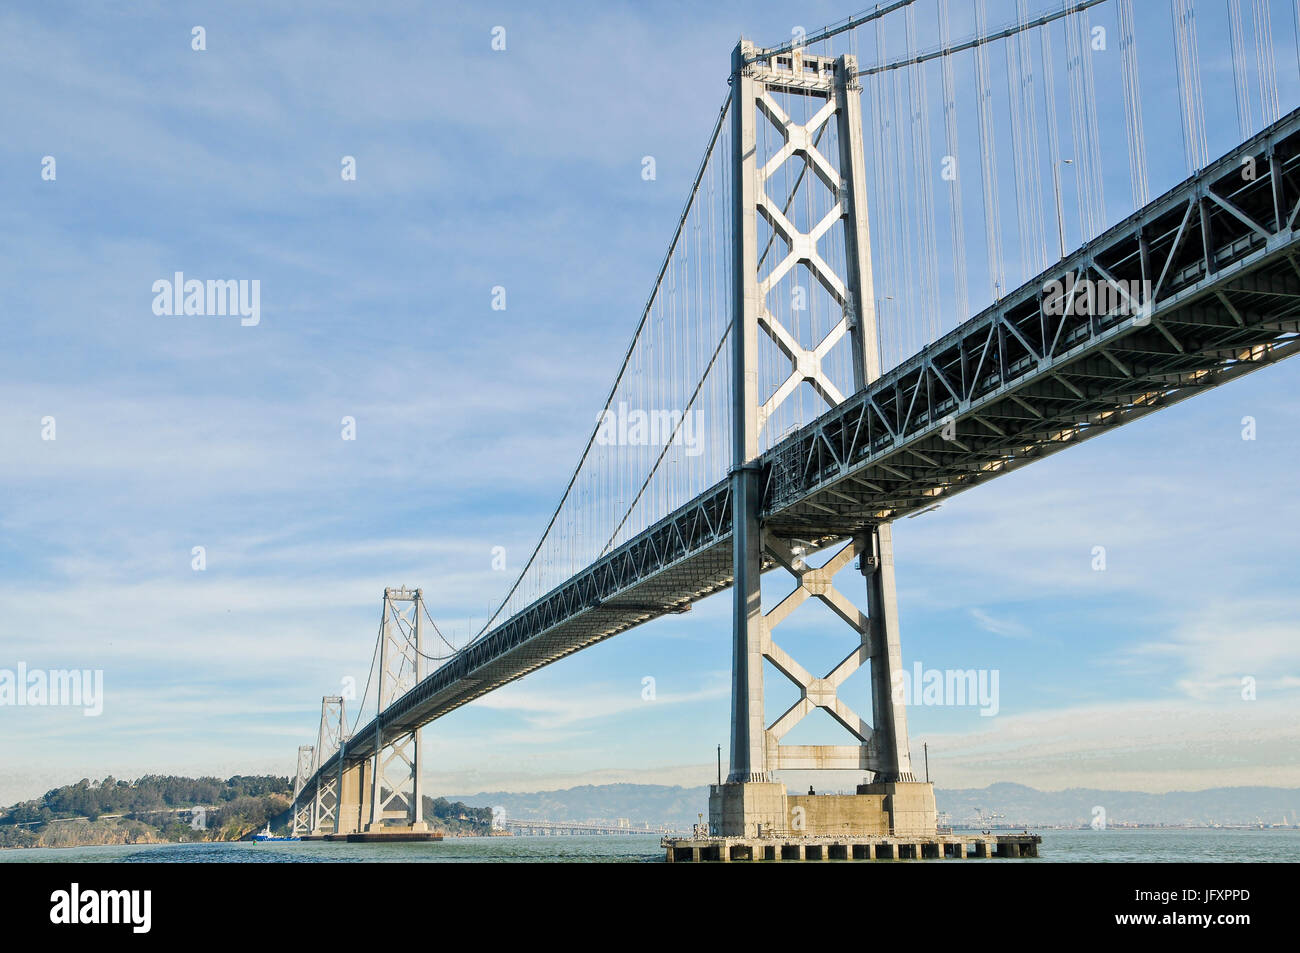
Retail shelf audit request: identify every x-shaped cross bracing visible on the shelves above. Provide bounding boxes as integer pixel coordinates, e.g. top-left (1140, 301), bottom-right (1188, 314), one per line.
top-left (760, 535), bottom-right (877, 769)
top-left (376, 732), bottom-right (416, 816)
top-left (753, 91), bottom-right (853, 436)
top-left (381, 601), bottom-right (420, 707)
top-left (311, 775), bottom-right (338, 832)
top-left (292, 799), bottom-right (314, 835)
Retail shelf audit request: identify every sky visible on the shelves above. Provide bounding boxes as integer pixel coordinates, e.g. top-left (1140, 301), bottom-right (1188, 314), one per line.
top-left (1, 0), bottom-right (1298, 807)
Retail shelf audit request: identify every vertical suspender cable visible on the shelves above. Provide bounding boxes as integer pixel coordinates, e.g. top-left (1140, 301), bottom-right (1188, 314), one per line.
top-left (1293, 0), bottom-right (1300, 81)
top-left (1229, 0), bottom-right (1254, 138)
top-left (873, 21), bottom-right (898, 370)
top-left (1254, 0), bottom-right (1281, 126)
top-left (939, 0), bottom-right (970, 323)
top-left (1007, 11), bottom-right (1033, 281)
top-left (1065, 11), bottom-right (1095, 240)
top-left (1041, 20), bottom-right (1067, 259)
top-left (889, 25), bottom-right (916, 363)
top-left (975, 0), bottom-right (1006, 302)
top-left (1172, 0), bottom-right (1210, 172)
top-left (1016, 0), bottom-right (1049, 274)
top-left (1079, 7), bottom-right (1107, 237)
top-left (906, 5), bottom-right (942, 347)
top-left (1118, 0), bottom-right (1150, 208)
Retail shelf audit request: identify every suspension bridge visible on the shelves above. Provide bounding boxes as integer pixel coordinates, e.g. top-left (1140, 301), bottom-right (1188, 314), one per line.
top-left (285, 0), bottom-right (1300, 844)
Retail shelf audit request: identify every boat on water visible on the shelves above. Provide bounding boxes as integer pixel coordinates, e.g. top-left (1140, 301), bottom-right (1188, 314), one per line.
top-left (253, 825), bottom-right (300, 843)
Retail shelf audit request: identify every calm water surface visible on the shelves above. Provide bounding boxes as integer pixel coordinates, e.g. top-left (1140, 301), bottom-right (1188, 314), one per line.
top-left (1, 829), bottom-right (1296, 863)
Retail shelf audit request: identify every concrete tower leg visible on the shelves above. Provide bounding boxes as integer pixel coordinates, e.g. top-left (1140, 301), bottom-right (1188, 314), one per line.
top-left (338, 759), bottom-right (367, 835)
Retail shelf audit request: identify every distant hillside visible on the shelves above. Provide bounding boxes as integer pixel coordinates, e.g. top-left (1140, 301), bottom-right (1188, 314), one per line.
top-left (452, 781), bottom-right (1300, 829)
top-left (0, 775), bottom-right (495, 848)
top-left (419, 796), bottom-right (492, 835)
top-left (0, 775), bottom-right (293, 848)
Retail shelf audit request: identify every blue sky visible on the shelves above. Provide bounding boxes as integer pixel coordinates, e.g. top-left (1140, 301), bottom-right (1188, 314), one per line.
top-left (1, 0), bottom-right (1298, 805)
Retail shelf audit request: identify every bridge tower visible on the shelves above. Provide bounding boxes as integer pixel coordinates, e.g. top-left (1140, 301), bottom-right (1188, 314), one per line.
top-left (310, 695), bottom-right (346, 833)
top-left (364, 586), bottom-right (427, 832)
top-left (715, 39), bottom-right (934, 837)
top-left (290, 744), bottom-right (315, 836)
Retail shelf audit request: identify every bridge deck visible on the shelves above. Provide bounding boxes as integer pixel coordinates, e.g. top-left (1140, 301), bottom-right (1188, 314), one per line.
top-left (304, 107), bottom-right (1300, 795)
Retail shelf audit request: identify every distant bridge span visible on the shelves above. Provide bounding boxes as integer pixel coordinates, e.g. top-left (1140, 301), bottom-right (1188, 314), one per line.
top-left (502, 819), bottom-right (676, 836)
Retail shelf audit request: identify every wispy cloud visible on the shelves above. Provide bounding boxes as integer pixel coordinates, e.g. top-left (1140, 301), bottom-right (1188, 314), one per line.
top-left (970, 608), bottom-right (1032, 640)
top-left (1120, 598), bottom-right (1300, 700)
top-left (914, 696), bottom-right (1300, 792)
top-left (473, 679), bottom-right (730, 732)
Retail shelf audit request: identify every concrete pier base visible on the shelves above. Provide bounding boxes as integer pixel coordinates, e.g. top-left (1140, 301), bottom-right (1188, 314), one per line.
top-left (708, 782), bottom-right (788, 837)
top-left (856, 780), bottom-right (939, 836)
top-left (335, 761), bottom-right (371, 835)
top-left (663, 832), bottom-right (1041, 863)
top-left (301, 830), bottom-right (443, 843)
top-left (708, 781), bottom-right (939, 838)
